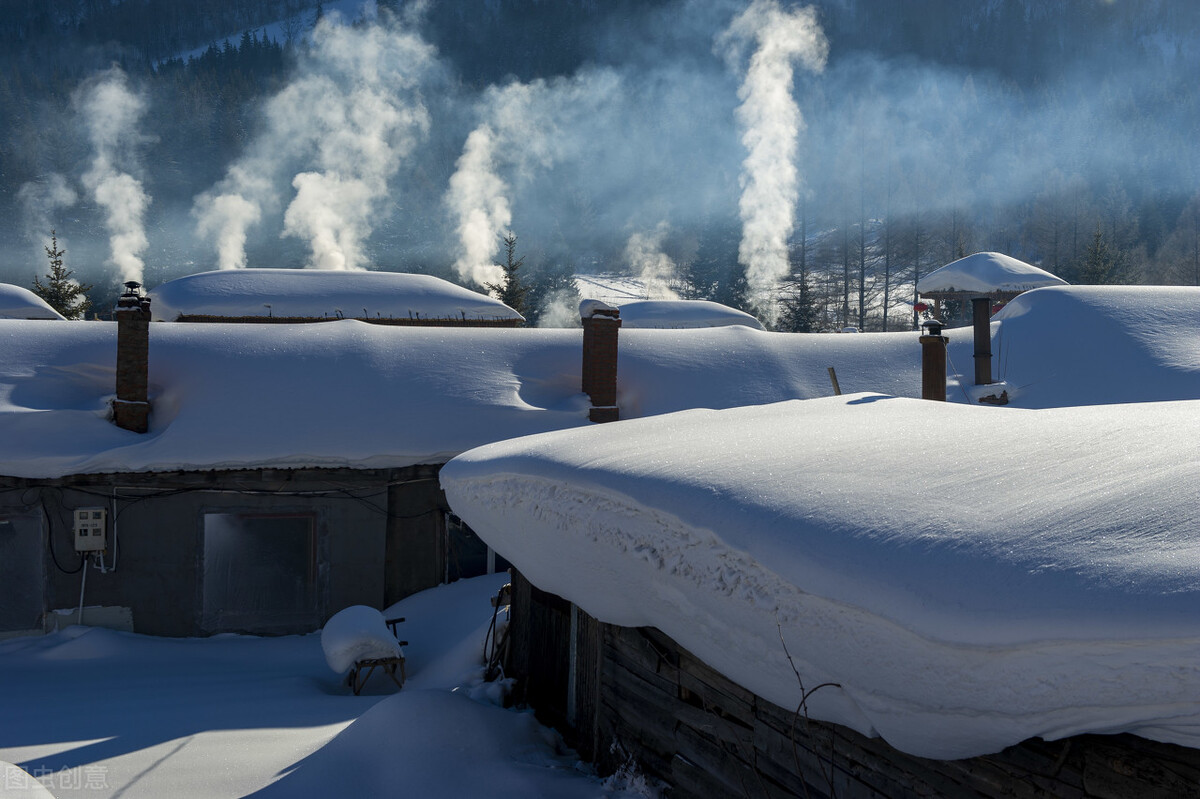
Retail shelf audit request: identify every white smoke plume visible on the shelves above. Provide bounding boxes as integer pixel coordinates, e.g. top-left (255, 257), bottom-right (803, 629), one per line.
top-left (446, 72), bottom-right (622, 287)
top-left (625, 223), bottom-right (680, 300)
top-left (76, 69), bottom-right (151, 285)
top-left (195, 16), bottom-right (434, 270)
top-left (17, 174), bottom-right (77, 243)
top-left (718, 0), bottom-right (827, 318)
top-left (446, 125), bottom-right (511, 286)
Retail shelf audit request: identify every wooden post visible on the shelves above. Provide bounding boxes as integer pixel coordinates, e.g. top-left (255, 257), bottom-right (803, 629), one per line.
top-left (827, 366), bottom-right (842, 396)
top-left (972, 297), bottom-right (993, 386)
top-left (113, 281), bottom-right (151, 433)
top-left (920, 320), bottom-right (948, 402)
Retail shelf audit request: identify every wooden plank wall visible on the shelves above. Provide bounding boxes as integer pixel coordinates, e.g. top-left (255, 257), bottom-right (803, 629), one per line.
top-left (584, 623), bottom-right (1200, 799)
top-left (503, 580), bottom-right (1200, 797)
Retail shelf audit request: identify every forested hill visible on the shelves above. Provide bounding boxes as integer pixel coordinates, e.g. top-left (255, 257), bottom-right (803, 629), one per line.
top-left (2, 0), bottom-right (1199, 328)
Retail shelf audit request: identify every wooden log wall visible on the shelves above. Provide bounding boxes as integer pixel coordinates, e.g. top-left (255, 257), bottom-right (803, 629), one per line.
top-left (507, 582), bottom-right (1200, 798)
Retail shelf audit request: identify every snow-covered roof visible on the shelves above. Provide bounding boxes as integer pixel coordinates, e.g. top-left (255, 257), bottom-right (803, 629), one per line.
top-left (148, 269), bottom-right (524, 323)
top-left (916, 251), bottom-right (1067, 294)
top-left (440, 394), bottom-right (1200, 760)
top-left (0, 283), bottom-right (66, 320)
top-left (617, 299), bottom-right (764, 330)
top-left (0, 285), bottom-right (1197, 478)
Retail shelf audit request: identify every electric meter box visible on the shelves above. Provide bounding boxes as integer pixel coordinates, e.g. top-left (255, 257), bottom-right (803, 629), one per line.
top-left (73, 508), bottom-right (107, 552)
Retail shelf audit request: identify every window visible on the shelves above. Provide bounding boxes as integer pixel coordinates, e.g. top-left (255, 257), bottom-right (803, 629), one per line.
top-left (202, 513), bottom-right (317, 634)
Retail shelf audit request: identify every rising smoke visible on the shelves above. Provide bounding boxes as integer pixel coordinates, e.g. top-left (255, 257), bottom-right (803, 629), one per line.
top-left (195, 15), bottom-right (435, 270)
top-left (17, 174), bottom-right (77, 245)
top-left (446, 124), bottom-right (511, 286)
top-left (717, 0), bottom-right (827, 320)
top-left (625, 224), bottom-right (681, 300)
top-left (444, 74), bottom-right (621, 287)
top-left (76, 68), bottom-right (151, 285)
top-left (10, 0), bottom-right (1196, 310)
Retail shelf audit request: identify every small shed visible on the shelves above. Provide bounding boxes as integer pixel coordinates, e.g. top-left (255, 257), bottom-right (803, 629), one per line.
top-left (149, 269), bottom-right (524, 326)
top-left (917, 252), bottom-right (1066, 323)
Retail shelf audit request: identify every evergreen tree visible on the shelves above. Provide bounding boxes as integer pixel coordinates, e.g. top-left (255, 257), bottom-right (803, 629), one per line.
top-left (524, 260), bottom-right (580, 327)
top-left (485, 233), bottom-right (529, 319)
top-left (32, 231), bottom-right (92, 319)
top-left (1076, 225), bottom-right (1133, 285)
top-left (777, 275), bottom-right (820, 332)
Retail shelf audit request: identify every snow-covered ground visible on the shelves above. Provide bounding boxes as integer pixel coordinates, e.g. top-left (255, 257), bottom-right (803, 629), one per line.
top-left (0, 575), bottom-right (651, 799)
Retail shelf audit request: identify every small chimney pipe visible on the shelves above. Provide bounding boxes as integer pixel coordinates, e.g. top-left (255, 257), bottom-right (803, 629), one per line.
top-left (919, 319), bottom-right (948, 402)
top-left (113, 281), bottom-right (152, 433)
top-left (580, 301), bottom-right (621, 423)
top-left (972, 297), bottom-right (993, 386)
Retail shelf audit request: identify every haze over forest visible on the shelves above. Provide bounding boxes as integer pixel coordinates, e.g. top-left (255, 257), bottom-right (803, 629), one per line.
top-left (2, 0), bottom-right (1199, 328)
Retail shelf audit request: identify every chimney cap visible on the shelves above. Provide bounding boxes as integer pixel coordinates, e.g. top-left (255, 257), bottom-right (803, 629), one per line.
top-left (921, 319), bottom-right (946, 336)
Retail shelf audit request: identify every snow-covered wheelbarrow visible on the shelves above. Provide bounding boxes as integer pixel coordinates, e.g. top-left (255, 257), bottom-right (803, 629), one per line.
top-left (321, 606), bottom-right (408, 695)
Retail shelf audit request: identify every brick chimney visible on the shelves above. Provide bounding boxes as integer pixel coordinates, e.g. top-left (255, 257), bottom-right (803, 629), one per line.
top-left (580, 301), bottom-right (621, 423)
top-left (113, 281), bottom-right (152, 433)
top-left (919, 318), bottom-right (948, 402)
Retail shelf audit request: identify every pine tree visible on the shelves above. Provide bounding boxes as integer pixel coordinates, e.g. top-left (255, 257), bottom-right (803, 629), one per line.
top-left (777, 275), bottom-right (820, 332)
top-left (1076, 225), bottom-right (1133, 285)
top-left (485, 233), bottom-right (529, 319)
top-left (32, 230), bottom-right (92, 319)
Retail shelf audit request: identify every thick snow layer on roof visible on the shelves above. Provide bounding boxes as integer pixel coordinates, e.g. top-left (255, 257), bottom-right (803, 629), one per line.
top-left (0, 285), bottom-right (1197, 478)
top-left (618, 299), bottom-right (765, 330)
top-left (916, 251), bottom-right (1067, 294)
top-left (148, 269), bottom-right (523, 322)
top-left (440, 395), bottom-right (1200, 759)
top-left (0, 321), bottom-right (921, 478)
top-left (0, 284), bottom-right (64, 320)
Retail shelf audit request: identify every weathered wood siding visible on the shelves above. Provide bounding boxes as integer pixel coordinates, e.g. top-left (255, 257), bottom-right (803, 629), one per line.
top-left (508, 584), bottom-right (1200, 798)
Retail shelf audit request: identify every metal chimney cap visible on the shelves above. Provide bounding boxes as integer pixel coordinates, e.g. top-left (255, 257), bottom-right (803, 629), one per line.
top-left (921, 319), bottom-right (946, 336)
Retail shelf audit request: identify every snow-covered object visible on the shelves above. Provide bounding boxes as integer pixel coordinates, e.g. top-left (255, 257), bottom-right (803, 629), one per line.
top-left (440, 395), bottom-right (1200, 759)
top-left (618, 299), bottom-right (764, 330)
top-left (320, 605), bottom-right (403, 674)
top-left (578, 298), bottom-right (617, 319)
top-left (0, 284), bottom-right (65, 320)
top-left (916, 251), bottom-right (1067, 294)
top-left (149, 269), bottom-right (523, 323)
top-left (0, 285), bottom-right (1198, 478)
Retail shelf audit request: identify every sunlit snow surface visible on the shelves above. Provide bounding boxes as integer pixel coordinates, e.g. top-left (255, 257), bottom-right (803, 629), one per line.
top-left (2, 285), bottom-right (1197, 478)
top-left (0, 284), bottom-right (64, 320)
top-left (916, 251), bottom-right (1068, 294)
top-left (148, 269), bottom-right (523, 322)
